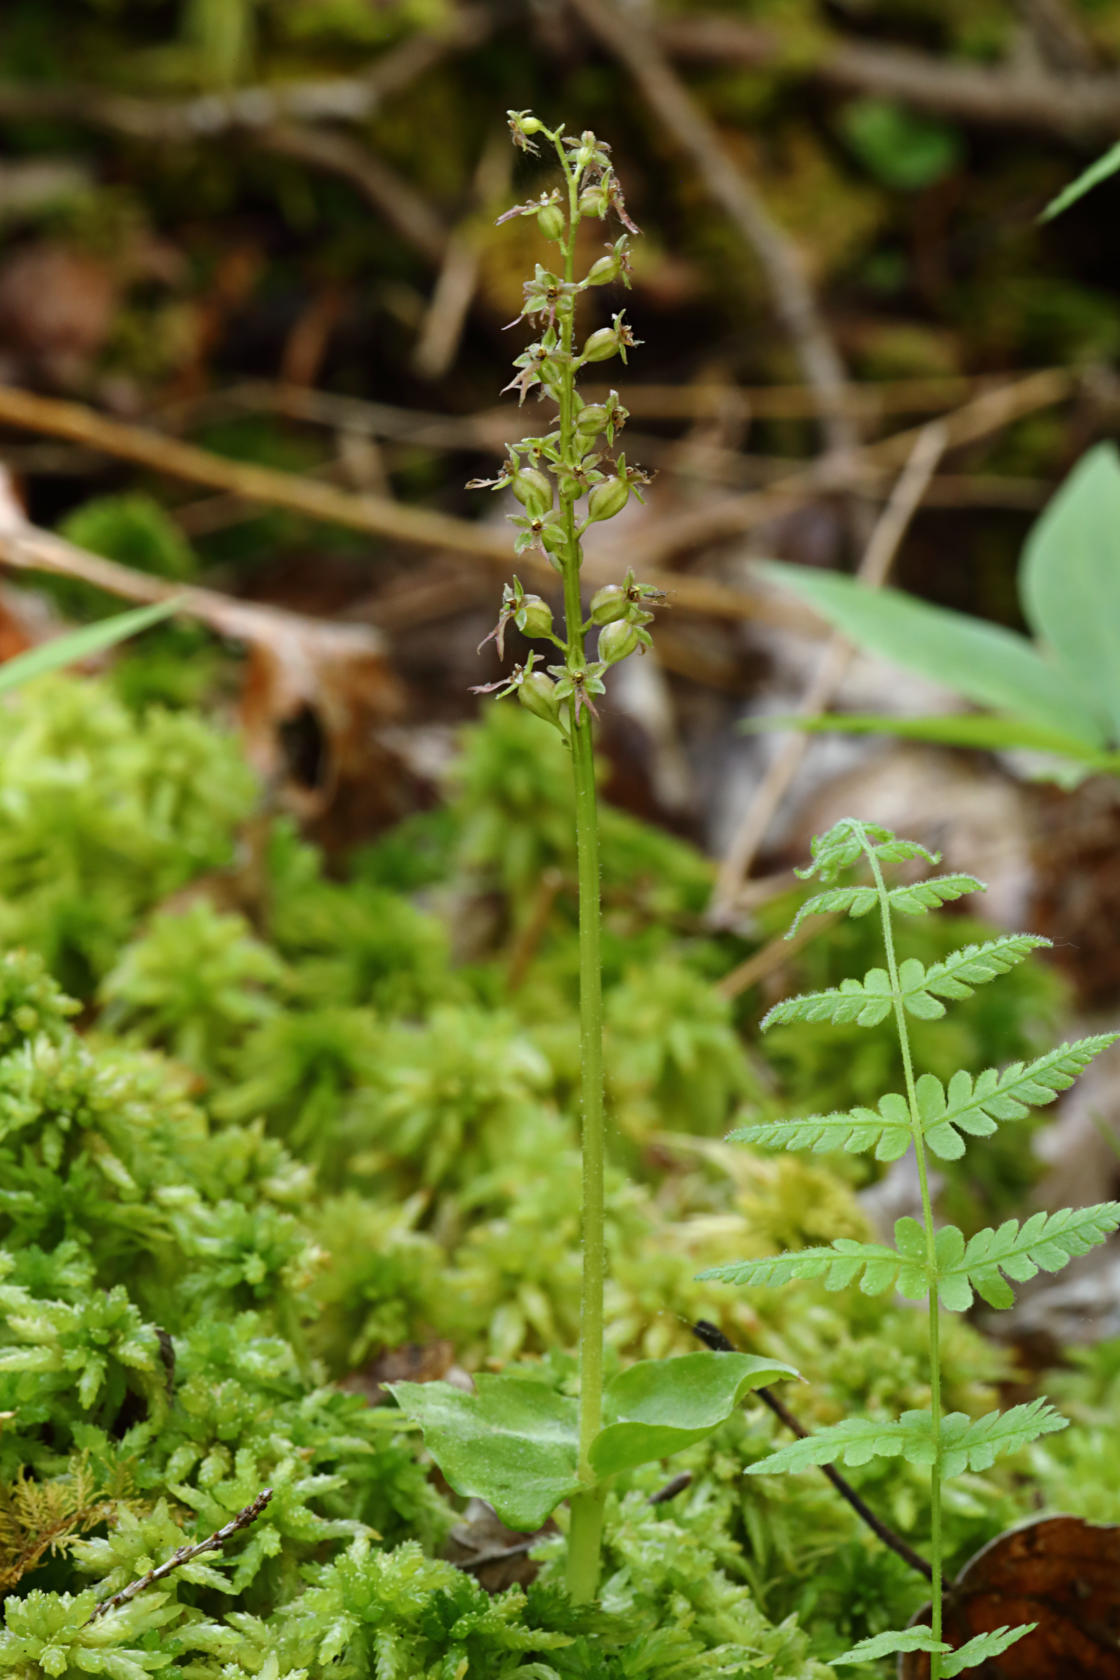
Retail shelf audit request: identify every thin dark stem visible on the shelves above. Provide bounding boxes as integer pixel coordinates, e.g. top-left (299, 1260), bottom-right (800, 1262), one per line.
top-left (86, 1488), bottom-right (273, 1623)
top-left (691, 1322), bottom-right (932, 1583)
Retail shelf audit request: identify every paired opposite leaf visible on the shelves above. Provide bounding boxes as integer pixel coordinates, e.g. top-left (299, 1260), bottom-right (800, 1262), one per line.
top-left (742, 1036), bottom-right (1119, 1166)
top-left (391, 1353), bottom-right (800, 1530)
top-left (837, 1623), bottom-right (1037, 1675)
top-left (786, 874), bottom-right (984, 939)
top-left (702, 1205), bottom-right (1120, 1313)
top-left (747, 1400), bottom-right (1066, 1479)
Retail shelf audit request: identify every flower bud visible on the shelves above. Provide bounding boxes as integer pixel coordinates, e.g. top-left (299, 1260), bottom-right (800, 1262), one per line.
top-left (515, 594), bottom-right (553, 638)
top-left (537, 203), bottom-right (565, 242)
top-left (510, 467), bottom-right (553, 517)
top-left (589, 583), bottom-right (628, 625)
top-left (575, 404), bottom-right (610, 439)
top-left (598, 620), bottom-right (640, 664)
top-left (586, 477), bottom-right (630, 523)
top-left (518, 671), bottom-right (560, 723)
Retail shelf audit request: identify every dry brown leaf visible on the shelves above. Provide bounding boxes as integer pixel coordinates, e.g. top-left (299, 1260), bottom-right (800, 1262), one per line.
top-left (901, 1515), bottom-right (1120, 1679)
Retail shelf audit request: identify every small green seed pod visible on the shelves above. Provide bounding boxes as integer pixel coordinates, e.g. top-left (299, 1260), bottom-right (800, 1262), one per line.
top-left (586, 477), bottom-right (630, 523)
top-left (575, 403), bottom-right (610, 439)
top-left (510, 467), bottom-right (553, 517)
top-left (537, 204), bottom-right (565, 242)
top-left (518, 670), bottom-right (561, 723)
top-left (589, 583), bottom-right (628, 625)
top-left (585, 253), bottom-right (619, 286)
top-left (580, 328), bottom-right (621, 363)
top-left (578, 186), bottom-right (608, 218)
top-left (598, 619), bottom-right (640, 664)
top-left (516, 594), bottom-right (553, 638)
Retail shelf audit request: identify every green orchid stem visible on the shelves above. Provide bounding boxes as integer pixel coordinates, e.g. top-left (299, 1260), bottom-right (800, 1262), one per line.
top-left (555, 132), bottom-right (607, 1604)
top-left (866, 835), bottom-right (944, 1678)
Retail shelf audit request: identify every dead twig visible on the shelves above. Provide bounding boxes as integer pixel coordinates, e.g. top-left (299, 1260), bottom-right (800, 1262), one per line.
top-left (609, 367), bottom-right (1073, 574)
top-left (0, 382), bottom-right (808, 628)
top-left (412, 132), bottom-right (511, 380)
top-left (711, 421), bottom-right (947, 917)
top-left (86, 1488), bottom-right (272, 1623)
top-left (716, 911), bottom-right (841, 1003)
top-left (691, 1323), bottom-right (932, 1582)
top-left (0, 10), bottom-right (492, 139)
top-left (259, 124), bottom-right (447, 264)
top-left (657, 16), bottom-right (1120, 140)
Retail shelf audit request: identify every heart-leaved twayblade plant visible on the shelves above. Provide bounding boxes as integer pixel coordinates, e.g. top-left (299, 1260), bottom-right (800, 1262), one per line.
top-left (700, 818), bottom-right (1120, 1678)
top-left (389, 110), bottom-right (800, 1605)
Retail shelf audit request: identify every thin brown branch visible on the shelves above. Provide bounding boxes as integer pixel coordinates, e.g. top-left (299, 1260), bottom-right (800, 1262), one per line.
top-left (0, 382), bottom-right (809, 628)
top-left (657, 16), bottom-right (1120, 140)
top-left (259, 124), bottom-right (447, 264)
top-left (691, 1323), bottom-right (932, 1582)
top-left (566, 0), bottom-right (861, 479)
top-left (0, 504), bottom-right (386, 668)
top-left (711, 421), bottom-right (947, 916)
top-left (0, 10), bottom-right (493, 139)
top-left (87, 1488), bottom-right (272, 1623)
top-left (609, 366), bottom-right (1074, 573)
top-left (716, 912), bottom-right (841, 1002)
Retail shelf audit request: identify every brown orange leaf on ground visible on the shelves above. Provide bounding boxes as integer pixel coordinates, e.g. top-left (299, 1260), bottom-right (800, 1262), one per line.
top-left (901, 1515), bottom-right (1120, 1679)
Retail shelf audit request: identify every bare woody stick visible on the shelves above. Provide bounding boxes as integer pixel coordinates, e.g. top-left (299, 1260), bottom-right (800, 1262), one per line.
top-left (691, 1322), bottom-right (932, 1582)
top-left (710, 420), bottom-right (947, 919)
top-left (86, 1488), bottom-right (273, 1623)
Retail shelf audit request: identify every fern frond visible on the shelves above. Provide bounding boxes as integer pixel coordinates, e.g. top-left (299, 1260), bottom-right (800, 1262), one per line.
top-left (887, 874), bottom-right (985, 915)
top-left (897, 936), bottom-right (1050, 1020)
top-left (796, 818), bottom-right (940, 885)
top-left (700, 1218), bottom-right (930, 1300)
top-left (730, 1091), bottom-right (913, 1162)
top-left (938, 1399), bottom-right (1067, 1476)
top-left (786, 886), bottom-right (878, 938)
top-left (917, 1035), bottom-right (1119, 1159)
top-left (938, 1204), bottom-right (1120, 1311)
top-left (761, 969), bottom-right (893, 1031)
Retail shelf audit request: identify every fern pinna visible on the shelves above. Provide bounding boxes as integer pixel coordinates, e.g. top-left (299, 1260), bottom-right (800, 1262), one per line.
top-left (700, 818), bottom-right (1120, 1678)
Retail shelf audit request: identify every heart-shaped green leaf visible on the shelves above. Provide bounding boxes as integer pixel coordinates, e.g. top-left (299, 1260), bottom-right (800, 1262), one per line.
top-left (388, 1374), bottom-right (581, 1531)
top-left (590, 1351), bottom-right (800, 1480)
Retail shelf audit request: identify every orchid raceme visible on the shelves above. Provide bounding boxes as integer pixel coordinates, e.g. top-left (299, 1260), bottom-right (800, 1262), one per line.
top-left (390, 111), bottom-right (804, 1605)
top-left (701, 818), bottom-right (1120, 1678)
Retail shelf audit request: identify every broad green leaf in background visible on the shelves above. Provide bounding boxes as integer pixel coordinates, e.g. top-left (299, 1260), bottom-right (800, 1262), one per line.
top-left (758, 560), bottom-right (1105, 746)
top-left (1020, 443), bottom-right (1120, 741)
top-left (1041, 140), bottom-right (1120, 221)
top-left (590, 1351), bottom-right (800, 1479)
top-left (388, 1376), bottom-right (581, 1531)
top-left (0, 599), bottom-right (181, 699)
top-left (744, 710), bottom-right (1114, 769)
